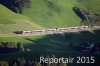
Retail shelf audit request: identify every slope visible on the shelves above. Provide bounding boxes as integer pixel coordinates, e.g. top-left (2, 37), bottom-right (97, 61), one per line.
top-left (22, 0), bottom-right (81, 28)
top-left (75, 0), bottom-right (100, 13)
top-left (0, 4), bottom-right (42, 34)
top-left (22, 0), bottom-right (100, 28)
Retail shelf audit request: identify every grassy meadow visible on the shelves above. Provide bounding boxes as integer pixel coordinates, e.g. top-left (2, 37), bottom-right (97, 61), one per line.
top-left (0, 4), bottom-right (42, 34)
top-left (0, 0), bottom-right (100, 65)
top-left (0, 30), bottom-right (100, 58)
top-left (0, 0), bottom-right (100, 33)
top-left (0, 30), bottom-right (100, 66)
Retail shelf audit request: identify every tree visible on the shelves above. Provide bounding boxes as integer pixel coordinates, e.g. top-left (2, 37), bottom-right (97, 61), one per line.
top-left (16, 58), bottom-right (26, 66)
top-left (17, 42), bottom-right (24, 51)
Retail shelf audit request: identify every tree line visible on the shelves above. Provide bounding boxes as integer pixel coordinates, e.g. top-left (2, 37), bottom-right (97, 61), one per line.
top-left (0, 0), bottom-right (31, 13)
top-left (73, 6), bottom-right (100, 26)
top-left (0, 55), bottom-right (67, 66)
top-left (0, 42), bottom-right (30, 51)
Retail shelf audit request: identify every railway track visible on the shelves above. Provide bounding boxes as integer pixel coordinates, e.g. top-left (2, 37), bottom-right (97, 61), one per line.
top-left (19, 26), bottom-right (100, 34)
top-left (0, 26), bottom-right (100, 37)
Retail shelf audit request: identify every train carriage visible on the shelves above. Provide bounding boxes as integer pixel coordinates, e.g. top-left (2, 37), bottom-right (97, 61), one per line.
top-left (22, 31), bottom-right (32, 34)
top-left (57, 28), bottom-right (69, 32)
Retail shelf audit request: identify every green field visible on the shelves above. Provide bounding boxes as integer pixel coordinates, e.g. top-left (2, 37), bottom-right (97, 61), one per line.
top-left (0, 30), bottom-right (100, 60)
top-left (22, 0), bottom-right (81, 28)
top-left (0, 0), bottom-right (100, 65)
top-left (22, 0), bottom-right (100, 28)
top-left (0, 4), bottom-right (42, 34)
top-left (0, 30), bottom-right (100, 66)
top-left (0, 0), bottom-right (100, 58)
top-left (75, 0), bottom-right (100, 13)
top-left (0, 0), bottom-right (100, 33)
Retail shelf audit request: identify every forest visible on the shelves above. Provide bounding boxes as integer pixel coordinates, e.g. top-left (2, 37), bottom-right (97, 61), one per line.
top-left (0, 55), bottom-right (67, 66)
top-left (0, 42), bottom-right (31, 53)
top-left (0, 0), bottom-right (31, 13)
top-left (73, 7), bottom-right (100, 26)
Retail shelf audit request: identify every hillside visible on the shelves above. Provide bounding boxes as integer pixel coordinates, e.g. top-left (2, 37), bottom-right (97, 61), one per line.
top-left (0, 30), bottom-right (100, 66)
top-left (22, 0), bottom-right (81, 28)
top-left (22, 0), bottom-right (100, 28)
top-left (0, 0), bottom-right (100, 34)
top-left (0, 4), bottom-right (42, 34)
top-left (0, 1), bottom-right (100, 65)
top-left (76, 0), bottom-right (100, 13)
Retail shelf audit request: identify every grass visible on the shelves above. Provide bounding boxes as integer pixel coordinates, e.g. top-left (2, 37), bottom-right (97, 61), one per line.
top-left (0, 30), bottom-right (100, 66)
top-left (0, 0), bottom-right (100, 33)
top-left (0, 4), bottom-right (42, 34)
top-left (75, 0), bottom-right (100, 13)
top-left (0, 0), bottom-right (100, 65)
top-left (0, 30), bottom-right (100, 59)
top-left (22, 0), bottom-right (100, 28)
top-left (22, 0), bottom-right (81, 28)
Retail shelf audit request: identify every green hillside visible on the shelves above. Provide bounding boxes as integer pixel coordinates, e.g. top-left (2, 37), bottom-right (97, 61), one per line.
top-left (22, 0), bottom-right (100, 28)
top-left (76, 0), bottom-right (100, 13)
top-left (0, 0), bottom-right (100, 34)
top-left (0, 30), bottom-right (100, 64)
top-left (22, 0), bottom-right (81, 28)
top-left (0, 1), bottom-right (100, 65)
top-left (0, 4), bottom-right (42, 34)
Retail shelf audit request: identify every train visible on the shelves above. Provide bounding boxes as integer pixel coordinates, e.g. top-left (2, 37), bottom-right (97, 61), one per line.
top-left (18, 26), bottom-right (90, 34)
